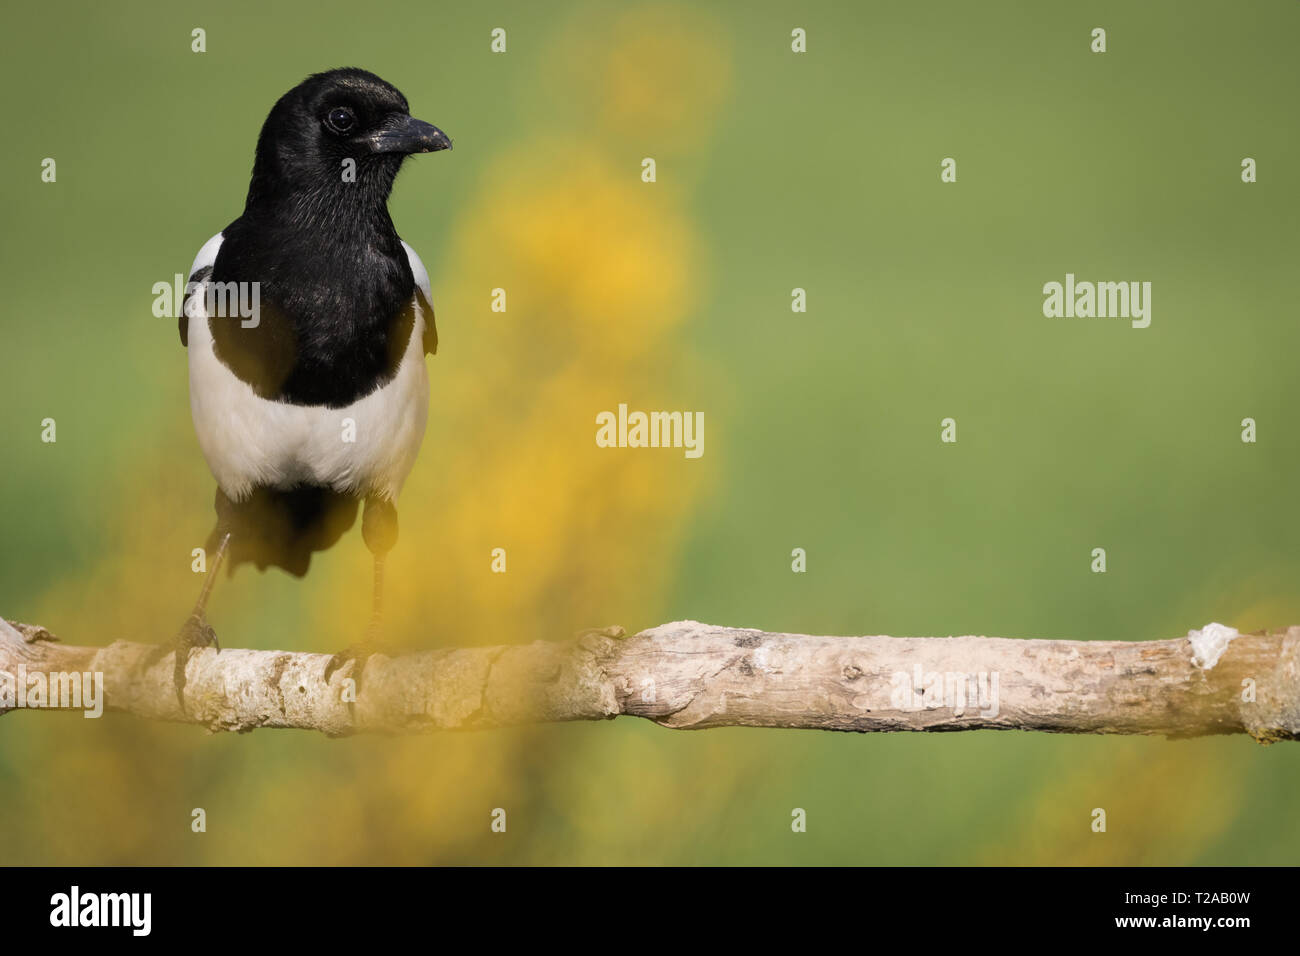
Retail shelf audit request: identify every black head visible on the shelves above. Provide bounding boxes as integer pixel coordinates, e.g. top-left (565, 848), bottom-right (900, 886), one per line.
top-left (244, 67), bottom-right (450, 217)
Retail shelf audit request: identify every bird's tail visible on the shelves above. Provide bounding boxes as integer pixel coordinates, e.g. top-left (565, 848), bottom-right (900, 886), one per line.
top-left (209, 485), bottom-right (359, 577)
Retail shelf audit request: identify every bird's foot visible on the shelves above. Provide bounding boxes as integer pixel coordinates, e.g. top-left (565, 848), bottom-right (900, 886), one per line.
top-left (324, 623), bottom-right (391, 695)
top-left (143, 613), bottom-right (220, 710)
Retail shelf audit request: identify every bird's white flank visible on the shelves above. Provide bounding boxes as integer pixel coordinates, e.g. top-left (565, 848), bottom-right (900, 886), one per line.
top-left (185, 234), bottom-right (432, 502)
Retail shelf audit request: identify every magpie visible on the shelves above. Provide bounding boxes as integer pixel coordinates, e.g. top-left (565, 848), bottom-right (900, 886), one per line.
top-left (167, 68), bottom-right (450, 703)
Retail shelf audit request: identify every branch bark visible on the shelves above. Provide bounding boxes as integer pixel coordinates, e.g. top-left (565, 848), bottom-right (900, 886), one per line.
top-left (2, 617), bottom-right (1297, 742)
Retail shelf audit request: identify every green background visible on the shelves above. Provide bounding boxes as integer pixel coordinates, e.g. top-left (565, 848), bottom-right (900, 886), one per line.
top-left (1, 0), bottom-right (1297, 864)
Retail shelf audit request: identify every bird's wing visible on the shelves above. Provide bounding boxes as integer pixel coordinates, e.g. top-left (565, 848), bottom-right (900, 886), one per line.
top-left (401, 239), bottom-right (437, 356)
top-left (179, 232), bottom-right (225, 347)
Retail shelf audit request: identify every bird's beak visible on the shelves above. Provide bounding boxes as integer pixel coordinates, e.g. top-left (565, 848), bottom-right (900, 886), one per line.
top-left (366, 116), bottom-right (452, 155)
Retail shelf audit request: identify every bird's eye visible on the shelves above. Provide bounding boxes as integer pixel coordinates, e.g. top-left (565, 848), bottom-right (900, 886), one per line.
top-left (326, 107), bottom-right (356, 133)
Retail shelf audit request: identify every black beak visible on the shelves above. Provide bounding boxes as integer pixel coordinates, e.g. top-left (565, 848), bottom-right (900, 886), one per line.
top-left (367, 115), bottom-right (452, 155)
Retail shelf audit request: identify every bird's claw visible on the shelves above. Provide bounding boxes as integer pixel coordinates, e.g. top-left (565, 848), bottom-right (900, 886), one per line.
top-left (144, 613), bottom-right (220, 711)
top-left (322, 649), bottom-right (359, 686)
top-left (324, 626), bottom-right (390, 695)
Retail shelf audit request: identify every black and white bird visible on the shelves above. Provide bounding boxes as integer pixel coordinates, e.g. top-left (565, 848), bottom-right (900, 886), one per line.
top-left (170, 68), bottom-right (450, 701)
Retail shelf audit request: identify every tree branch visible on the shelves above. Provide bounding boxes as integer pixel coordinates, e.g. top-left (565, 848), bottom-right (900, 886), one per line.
top-left (2, 617), bottom-right (1297, 741)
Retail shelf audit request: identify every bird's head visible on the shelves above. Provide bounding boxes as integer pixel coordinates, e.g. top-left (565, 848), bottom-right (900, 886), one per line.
top-left (245, 67), bottom-right (451, 216)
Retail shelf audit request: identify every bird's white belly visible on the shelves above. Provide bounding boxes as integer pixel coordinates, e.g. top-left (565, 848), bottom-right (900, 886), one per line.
top-left (186, 308), bottom-right (429, 502)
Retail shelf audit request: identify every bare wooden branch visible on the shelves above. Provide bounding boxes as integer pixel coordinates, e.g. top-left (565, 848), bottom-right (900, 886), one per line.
top-left (2, 617), bottom-right (1297, 742)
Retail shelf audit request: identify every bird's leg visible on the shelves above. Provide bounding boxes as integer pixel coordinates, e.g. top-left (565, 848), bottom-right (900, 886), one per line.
top-left (367, 551), bottom-right (386, 642)
top-left (147, 529), bottom-right (230, 710)
top-left (324, 497), bottom-right (397, 692)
